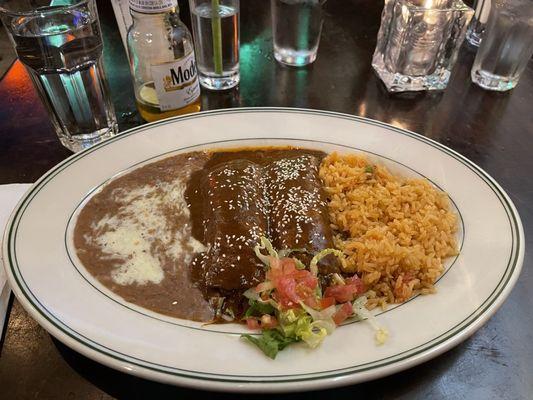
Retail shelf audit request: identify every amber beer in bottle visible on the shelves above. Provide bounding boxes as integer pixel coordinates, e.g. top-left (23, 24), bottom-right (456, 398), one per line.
top-left (127, 0), bottom-right (201, 122)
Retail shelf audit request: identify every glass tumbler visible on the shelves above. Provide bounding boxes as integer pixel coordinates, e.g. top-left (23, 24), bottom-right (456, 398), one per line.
top-left (189, 0), bottom-right (240, 90)
top-left (471, 0), bottom-right (533, 92)
top-left (372, 0), bottom-right (473, 92)
top-left (271, 0), bottom-right (324, 66)
top-left (0, 0), bottom-right (118, 152)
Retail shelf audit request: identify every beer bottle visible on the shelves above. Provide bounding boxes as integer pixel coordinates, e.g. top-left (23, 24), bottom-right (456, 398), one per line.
top-left (127, 0), bottom-right (201, 122)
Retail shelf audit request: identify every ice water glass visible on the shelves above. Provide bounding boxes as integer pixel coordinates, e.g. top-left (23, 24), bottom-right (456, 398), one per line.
top-left (189, 0), bottom-right (240, 90)
top-left (372, 0), bottom-right (473, 92)
top-left (471, 0), bottom-right (533, 91)
top-left (271, 0), bottom-right (324, 66)
top-left (0, 0), bottom-right (118, 152)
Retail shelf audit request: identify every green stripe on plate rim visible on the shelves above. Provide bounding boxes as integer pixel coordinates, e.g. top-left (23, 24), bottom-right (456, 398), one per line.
top-left (5, 108), bottom-right (522, 383)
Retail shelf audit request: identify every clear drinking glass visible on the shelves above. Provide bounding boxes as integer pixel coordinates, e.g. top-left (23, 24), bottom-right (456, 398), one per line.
top-left (189, 0), bottom-right (240, 90)
top-left (372, 0), bottom-right (473, 92)
top-left (0, 0), bottom-right (118, 152)
top-left (471, 0), bottom-right (533, 91)
top-left (271, 0), bottom-right (324, 66)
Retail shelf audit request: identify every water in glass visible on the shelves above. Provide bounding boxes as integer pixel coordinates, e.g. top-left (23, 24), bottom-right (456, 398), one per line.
top-left (3, 3), bottom-right (117, 152)
top-left (190, 0), bottom-right (240, 90)
top-left (271, 0), bottom-right (323, 66)
top-left (471, 0), bottom-right (533, 91)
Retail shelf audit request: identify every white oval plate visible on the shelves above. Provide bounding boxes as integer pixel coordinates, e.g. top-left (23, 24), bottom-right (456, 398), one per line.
top-left (3, 108), bottom-right (524, 392)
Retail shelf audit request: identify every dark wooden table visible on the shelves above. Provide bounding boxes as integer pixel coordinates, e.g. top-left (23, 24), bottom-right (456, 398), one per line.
top-left (1, 1), bottom-right (532, 398)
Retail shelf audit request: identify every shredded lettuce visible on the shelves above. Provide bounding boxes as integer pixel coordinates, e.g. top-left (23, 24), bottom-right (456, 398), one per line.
top-left (255, 281), bottom-right (274, 293)
top-left (331, 273), bottom-right (346, 285)
top-left (254, 237), bottom-right (278, 266)
top-left (244, 299), bottom-right (276, 318)
top-left (221, 307), bottom-right (235, 322)
top-left (242, 330), bottom-right (299, 359)
top-left (375, 328), bottom-right (389, 345)
top-left (302, 322), bottom-right (330, 348)
top-left (315, 284), bottom-right (323, 299)
top-left (293, 258), bottom-right (306, 270)
top-left (243, 288), bottom-right (259, 301)
top-left (243, 282), bottom-right (275, 300)
top-left (352, 296), bottom-right (389, 345)
top-left (293, 302), bottom-right (336, 347)
top-left (278, 248), bottom-right (308, 258)
top-left (277, 309), bottom-right (330, 349)
top-left (243, 290), bottom-right (279, 311)
top-left (277, 309), bottom-right (309, 337)
top-left (309, 248), bottom-right (345, 276)
top-left (278, 309), bottom-right (303, 325)
top-left (262, 298), bottom-right (280, 310)
top-left (300, 302), bottom-right (335, 324)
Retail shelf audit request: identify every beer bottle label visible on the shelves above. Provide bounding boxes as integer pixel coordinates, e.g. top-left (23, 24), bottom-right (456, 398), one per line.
top-left (129, 0), bottom-right (177, 14)
top-left (151, 52), bottom-right (201, 112)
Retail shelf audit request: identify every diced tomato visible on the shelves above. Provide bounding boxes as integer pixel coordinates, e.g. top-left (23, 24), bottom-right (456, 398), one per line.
top-left (246, 318), bottom-right (260, 330)
top-left (290, 269), bottom-right (308, 280)
top-left (296, 283), bottom-right (317, 308)
top-left (266, 267), bottom-right (284, 285)
top-left (281, 258), bottom-right (297, 275)
top-left (295, 282), bottom-right (314, 298)
top-left (345, 275), bottom-right (366, 294)
top-left (324, 276), bottom-right (365, 303)
top-left (265, 257), bottom-right (323, 310)
top-left (299, 274), bottom-right (318, 289)
top-left (332, 302), bottom-right (354, 325)
top-left (319, 296), bottom-right (336, 310)
top-left (324, 284), bottom-right (358, 303)
top-left (303, 296), bottom-right (319, 309)
top-left (276, 277), bottom-right (299, 308)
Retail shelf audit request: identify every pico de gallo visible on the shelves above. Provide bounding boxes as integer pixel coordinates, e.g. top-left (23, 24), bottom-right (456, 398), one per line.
top-left (241, 237), bottom-right (388, 359)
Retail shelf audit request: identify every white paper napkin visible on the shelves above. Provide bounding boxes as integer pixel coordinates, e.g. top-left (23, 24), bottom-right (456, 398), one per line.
top-left (0, 184), bottom-right (31, 336)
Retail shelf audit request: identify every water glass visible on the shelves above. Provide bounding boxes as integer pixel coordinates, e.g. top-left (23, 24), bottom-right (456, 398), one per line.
top-left (471, 0), bottom-right (533, 92)
top-left (0, 0), bottom-right (118, 152)
top-left (189, 0), bottom-right (240, 90)
top-left (271, 0), bottom-right (324, 66)
top-left (372, 0), bottom-right (473, 92)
